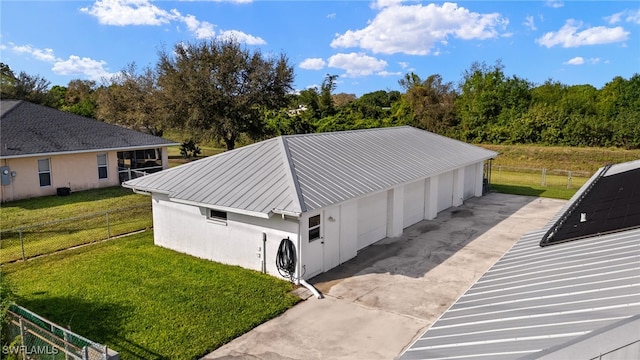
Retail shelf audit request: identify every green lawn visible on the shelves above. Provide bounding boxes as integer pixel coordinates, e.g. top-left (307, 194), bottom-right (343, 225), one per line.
top-left (1, 187), bottom-right (153, 263)
top-left (0, 186), bottom-right (150, 229)
top-left (3, 231), bottom-right (300, 359)
top-left (490, 168), bottom-right (590, 200)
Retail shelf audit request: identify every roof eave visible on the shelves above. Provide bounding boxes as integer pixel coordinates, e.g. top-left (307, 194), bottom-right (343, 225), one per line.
top-left (0, 143), bottom-right (180, 160)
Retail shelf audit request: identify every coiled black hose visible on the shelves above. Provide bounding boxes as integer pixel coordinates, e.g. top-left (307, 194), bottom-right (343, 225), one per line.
top-left (276, 237), bottom-right (296, 281)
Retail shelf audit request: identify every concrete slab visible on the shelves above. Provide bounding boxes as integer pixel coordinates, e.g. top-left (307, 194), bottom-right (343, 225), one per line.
top-left (202, 193), bottom-right (566, 360)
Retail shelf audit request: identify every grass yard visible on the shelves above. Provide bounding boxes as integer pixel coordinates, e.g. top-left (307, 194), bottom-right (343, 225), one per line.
top-left (0, 186), bottom-right (149, 229)
top-left (480, 144), bottom-right (640, 172)
top-left (1, 187), bottom-right (153, 263)
top-left (481, 144), bottom-right (640, 199)
top-left (2, 231), bottom-right (300, 359)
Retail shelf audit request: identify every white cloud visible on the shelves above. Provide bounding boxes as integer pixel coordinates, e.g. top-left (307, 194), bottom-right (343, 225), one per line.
top-left (376, 70), bottom-right (402, 77)
top-left (523, 15), bottom-right (536, 31)
top-left (11, 44), bottom-right (58, 62)
top-left (52, 56), bottom-right (114, 81)
top-left (181, 14), bottom-right (216, 39)
top-left (6, 42), bottom-right (114, 81)
top-left (545, 1), bottom-right (564, 9)
top-left (536, 19), bottom-right (629, 48)
top-left (327, 13), bottom-right (336, 19)
top-left (564, 56), bottom-right (601, 65)
top-left (217, 30), bottom-right (266, 45)
top-left (80, 0), bottom-right (175, 26)
top-left (331, 2), bottom-right (508, 55)
top-left (565, 56), bottom-right (584, 65)
top-left (398, 61), bottom-right (409, 69)
top-left (327, 53), bottom-right (387, 77)
top-left (82, 0), bottom-right (264, 44)
top-left (299, 58), bottom-right (326, 70)
top-left (605, 9), bottom-right (640, 24)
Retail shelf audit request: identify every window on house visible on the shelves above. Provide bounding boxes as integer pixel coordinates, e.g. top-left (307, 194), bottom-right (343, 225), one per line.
top-left (309, 214), bottom-right (321, 242)
top-left (207, 209), bottom-right (227, 224)
top-left (38, 158), bottom-right (51, 187)
top-left (97, 154), bottom-right (108, 179)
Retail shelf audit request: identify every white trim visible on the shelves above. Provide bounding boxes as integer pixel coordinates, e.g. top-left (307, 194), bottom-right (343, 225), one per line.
top-left (169, 197), bottom-right (271, 219)
top-left (0, 143), bottom-right (180, 160)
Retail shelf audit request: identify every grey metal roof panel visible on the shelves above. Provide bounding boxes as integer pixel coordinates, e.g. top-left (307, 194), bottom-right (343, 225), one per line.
top-left (124, 126), bottom-right (497, 216)
top-left (0, 100), bottom-right (177, 157)
top-left (400, 160), bottom-right (640, 360)
top-left (124, 138), bottom-right (302, 216)
top-left (284, 126), bottom-right (497, 211)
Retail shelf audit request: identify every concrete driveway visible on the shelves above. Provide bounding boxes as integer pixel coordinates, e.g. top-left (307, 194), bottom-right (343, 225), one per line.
top-left (202, 193), bottom-right (566, 360)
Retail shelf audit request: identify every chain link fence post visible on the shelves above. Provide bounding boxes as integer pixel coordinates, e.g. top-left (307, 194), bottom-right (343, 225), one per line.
top-left (106, 211), bottom-right (110, 240)
top-left (19, 228), bottom-right (25, 261)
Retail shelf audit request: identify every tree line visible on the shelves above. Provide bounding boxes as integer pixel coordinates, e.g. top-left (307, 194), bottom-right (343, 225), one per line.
top-left (1, 39), bottom-right (638, 150)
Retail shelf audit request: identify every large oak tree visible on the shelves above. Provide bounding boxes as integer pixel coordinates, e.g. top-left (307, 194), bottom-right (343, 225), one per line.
top-left (157, 39), bottom-right (294, 150)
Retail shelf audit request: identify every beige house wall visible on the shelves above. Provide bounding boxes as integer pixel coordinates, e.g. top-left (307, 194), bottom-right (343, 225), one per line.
top-left (1, 147), bottom-right (169, 203)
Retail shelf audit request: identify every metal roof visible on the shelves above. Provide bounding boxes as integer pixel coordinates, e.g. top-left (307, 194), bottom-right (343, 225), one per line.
top-left (400, 160), bottom-right (640, 360)
top-left (123, 126), bottom-right (497, 217)
top-left (0, 100), bottom-right (178, 158)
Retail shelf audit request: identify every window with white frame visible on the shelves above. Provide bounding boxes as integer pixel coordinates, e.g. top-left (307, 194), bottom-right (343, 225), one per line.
top-left (38, 158), bottom-right (51, 187)
top-left (207, 209), bottom-right (227, 224)
top-left (97, 153), bottom-right (108, 179)
top-left (308, 214), bottom-right (321, 242)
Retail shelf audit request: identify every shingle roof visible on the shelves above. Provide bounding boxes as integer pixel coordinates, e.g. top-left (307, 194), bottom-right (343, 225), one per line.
top-left (0, 100), bottom-right (178, 158)
top-left (400, 160), bottom-right (640, 360)
top-left (123, 126), bottom-right (497, 217)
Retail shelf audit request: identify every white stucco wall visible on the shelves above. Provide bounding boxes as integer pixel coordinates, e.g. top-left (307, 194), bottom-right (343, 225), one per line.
top-left (151, 193), bottom-right (299, 278)
top-left (147, 160), bottom-right (490, 280)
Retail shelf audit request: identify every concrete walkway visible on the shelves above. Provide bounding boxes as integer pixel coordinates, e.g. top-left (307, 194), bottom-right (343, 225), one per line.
top-left (202, 193), bottom-right (566, 360)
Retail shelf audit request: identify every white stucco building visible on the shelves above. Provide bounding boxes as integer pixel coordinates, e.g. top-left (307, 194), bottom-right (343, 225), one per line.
top-left (123, 126), bottom-right (497, 280)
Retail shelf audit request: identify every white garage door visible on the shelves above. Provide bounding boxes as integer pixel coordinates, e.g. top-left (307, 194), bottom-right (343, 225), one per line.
top-left (464, 164), bottom-right (477, 200)
top-left (438, 171), bottom-right (454, 212)
top-left (403, 180), bottom-right (425, 228)
top-left (357, 192), bottom-right (387, 249)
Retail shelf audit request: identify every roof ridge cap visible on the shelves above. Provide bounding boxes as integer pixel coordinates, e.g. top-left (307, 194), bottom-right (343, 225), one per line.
top-left (281, 125), bottom-right (413, 139)
top-left (0, 100), bottom-right (23, 118)
top-left (278, 136), bottom-right (306, 214)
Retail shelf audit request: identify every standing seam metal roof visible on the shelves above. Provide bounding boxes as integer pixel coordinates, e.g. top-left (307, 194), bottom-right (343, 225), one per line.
top-left (400, 160), bottom-right (640, 360)
top-left (123, 126), bottom-right (497, 216)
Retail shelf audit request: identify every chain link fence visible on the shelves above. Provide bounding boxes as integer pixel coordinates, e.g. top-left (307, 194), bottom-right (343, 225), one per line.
top-left (491, 166), bottom-right (593, 189)
top-left (3, 304), bottom-right (118, 360)
top-left (0, 204), bottom-right (152, 264)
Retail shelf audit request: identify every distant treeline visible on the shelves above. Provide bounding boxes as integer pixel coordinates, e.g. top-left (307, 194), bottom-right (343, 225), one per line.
top-left (2, 56), bottom-right (639, 150)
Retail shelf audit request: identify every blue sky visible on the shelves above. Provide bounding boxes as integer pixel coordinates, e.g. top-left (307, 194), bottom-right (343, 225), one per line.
top-left (1, 1), bottom-right (639, 97)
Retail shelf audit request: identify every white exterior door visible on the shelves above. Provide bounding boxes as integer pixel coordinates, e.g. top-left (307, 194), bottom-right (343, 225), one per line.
top-left (305, 212), bottom-right (323, 278)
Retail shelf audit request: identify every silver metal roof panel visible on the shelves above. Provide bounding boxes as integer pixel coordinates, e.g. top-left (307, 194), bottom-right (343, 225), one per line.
top-left (124, 126), bottom-right (497, 216)
top-left (400, 160), bottom-right (640, 360)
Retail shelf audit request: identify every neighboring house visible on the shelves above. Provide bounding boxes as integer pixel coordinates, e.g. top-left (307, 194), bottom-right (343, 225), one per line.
top-left (123, 126), bottom-right (497, 280)
top-left (400, 159), bottom-right (640, 360)
top-left (0, 100), bottom-right (179, 202)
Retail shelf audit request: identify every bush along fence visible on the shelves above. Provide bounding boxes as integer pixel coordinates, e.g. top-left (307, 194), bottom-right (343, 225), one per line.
top-left (491, 166), bottom-right (593, 189)
top-left (4, 304), bottom-right (119, 360)
top-left (0, 204), bottom-right (152, 264)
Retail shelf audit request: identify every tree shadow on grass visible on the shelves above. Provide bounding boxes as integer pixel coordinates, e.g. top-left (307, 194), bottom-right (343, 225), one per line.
top-left (4, 186), bottom-right (136, 211)
top-left (490, 184), bottom-right (545, 197)
top-left (15, 296), bottom-right (166, 359)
